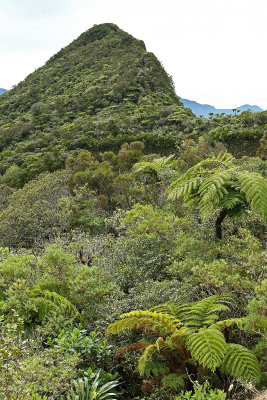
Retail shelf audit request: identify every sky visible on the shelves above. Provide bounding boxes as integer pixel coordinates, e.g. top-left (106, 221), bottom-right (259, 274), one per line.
top-left (0, 0), bottom-right (266, 109)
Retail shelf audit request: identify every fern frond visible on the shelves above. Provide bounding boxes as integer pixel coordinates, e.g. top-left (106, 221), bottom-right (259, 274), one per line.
top-left (139, 336), bottom-right (178, 375)
top-left (216, 151), bottom-right (235, 168)
top-left (210, 317), bottom-right (247, 331)
top-left (198, 171), bottom-right (231, 219)
top-left (133, 155), bottom-right (174, 173)
top-left (236, 171), bottom-right (267, 222)
top-left (29, 287), bottom-right (81, 321)
top-left (220, 191), bottom-right (245, 210)
top-left (142, 359), bottom-right (169, 377)
top-left (166, 328), bottom-right (191, 349)
top-left (167, 177), bottom-right (202, 202)
top-left (186, 328), bottom-right (228, 371)
top-left (183, 295), bottom-right (231, 328)
top-left (221, 343), bottom-right (261, 383)
top-left (153, 295), bottom-right (231, 328)
top-left (162, 373), bottom-right (187, 389)
top-left (138, 343), bottom-right (159, 375)
top-left (106, 310), bottom-right (182, 336)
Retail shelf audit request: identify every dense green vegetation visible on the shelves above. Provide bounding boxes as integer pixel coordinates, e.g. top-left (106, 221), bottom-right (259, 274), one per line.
top-left (0, 23), bottom-right (266, 400)
top-left (0, 23), bottom-right (266, 189)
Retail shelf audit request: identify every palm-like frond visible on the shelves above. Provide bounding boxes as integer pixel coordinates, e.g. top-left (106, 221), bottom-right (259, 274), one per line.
top-left (106, 310), bottom-right (182, 336)
top-left (221, 343), bottom-right (261, 384)
top-left (236, 171), bottom-right (267, 222)
top-left (29, 287), bottom-right (81, 321)
top-left (133, 155), bottom-right (174, 174)
top-left (186, 328), bottom-right (228, 371)
top-left (152, 295), bottom-right (231, 328)
top-left (162, 373), bottom-right (187, 389)
top-left (167, 152), bottom-right (267, 228)
top-left (210, 317), bottom-right (247, 331)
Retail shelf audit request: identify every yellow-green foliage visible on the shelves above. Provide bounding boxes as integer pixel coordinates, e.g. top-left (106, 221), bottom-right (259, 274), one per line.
top-left (107, 295), bottom-right (261, 384)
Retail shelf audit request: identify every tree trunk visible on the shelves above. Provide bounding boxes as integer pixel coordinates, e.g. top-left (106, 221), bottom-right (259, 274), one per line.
top-left (215, 208), bottom-right (228, 240)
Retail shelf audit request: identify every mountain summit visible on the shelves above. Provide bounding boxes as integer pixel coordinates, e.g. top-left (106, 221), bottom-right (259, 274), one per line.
top-left (0, 88), bottom-right (7, 95)
top-left (0, 23), bottom-right (194, 184)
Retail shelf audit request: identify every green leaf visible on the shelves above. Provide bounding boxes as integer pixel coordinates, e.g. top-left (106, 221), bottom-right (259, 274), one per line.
top-left (186, 328), bottom-right (228, 371)
top-left (221, 343), bottom-right (261, 383)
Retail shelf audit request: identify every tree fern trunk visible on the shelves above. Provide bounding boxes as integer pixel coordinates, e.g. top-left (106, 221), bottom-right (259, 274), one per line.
top-left (215, 208), bottom-right (227, 240)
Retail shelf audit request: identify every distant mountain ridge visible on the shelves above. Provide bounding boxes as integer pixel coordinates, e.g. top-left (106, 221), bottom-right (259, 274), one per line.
top-left (0, 88), bottom-right (7, 95)
top-left (180, 98), bottom-right (263, 118)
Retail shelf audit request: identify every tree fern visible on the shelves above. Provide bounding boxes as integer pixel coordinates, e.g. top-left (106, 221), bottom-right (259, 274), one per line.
top-left (221, 343), bottom-right (261, 384)
top-left (167, 152), bottom-right (267, 239)
top-left (107, 295), bottom-right (261, 386)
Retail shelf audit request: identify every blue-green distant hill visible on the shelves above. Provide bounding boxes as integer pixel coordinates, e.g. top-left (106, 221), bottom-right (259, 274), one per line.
top-left (180, 98), bottom-right (263, 118)
top-left (0, 89), bottom-right (7, 95)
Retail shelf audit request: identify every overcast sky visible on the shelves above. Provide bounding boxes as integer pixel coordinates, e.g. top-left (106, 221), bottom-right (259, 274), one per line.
top-left (0, 0), bottom-right (266, 109)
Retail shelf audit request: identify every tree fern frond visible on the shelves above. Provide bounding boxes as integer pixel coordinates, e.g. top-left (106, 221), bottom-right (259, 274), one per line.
top-left (162, 373), bottom-right (187, 389)
top-left (210, 317), bottom-right (247, 331)
top-left (153, 295), bottom-right (231, 329)
top-left (167, 177), bottom-right (201, 202)
top-left (183, 295), bottom-right (231, 328)
top-left (216, 151), bottom-right (235, 168)
top-left (141, 359), bottom-right (169, 377)
top-left (106, 310), bottom-right (182, 336)
top-left (186, 328), bottom-right (228, 371)
top-left (236, 172), bottom-right (267, 222)
top-left (133, 155), bottom-right (175, 174)
top-left (221, 343), bottom-right (261, 383)
top-left (166, 328), bottom-right (192, 349)
top-left (138, 344), bottom-right (158, 375)
top-left (220, 191), bottom-right (245, 210)
top-left (29, 287), bottom-right (81, 321)
top-left (197, 172), bottom-right (231, 219)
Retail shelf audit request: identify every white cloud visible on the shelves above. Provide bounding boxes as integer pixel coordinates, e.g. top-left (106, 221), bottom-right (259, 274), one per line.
top-left (0, 0), bottom-right (266, 108)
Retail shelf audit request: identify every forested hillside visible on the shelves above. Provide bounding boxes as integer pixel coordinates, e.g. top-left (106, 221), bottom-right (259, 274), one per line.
top-left (0, 23), bottom-right (266, 400)
top-left (0, 23), bottom-right (266, 188)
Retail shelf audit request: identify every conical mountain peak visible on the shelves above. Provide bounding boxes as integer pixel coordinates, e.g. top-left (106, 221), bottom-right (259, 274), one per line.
top-left (0, 23), bottom-right (191, 185)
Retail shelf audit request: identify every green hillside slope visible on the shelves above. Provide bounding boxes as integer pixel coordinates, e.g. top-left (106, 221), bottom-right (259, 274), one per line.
top-left (0, 23), bottom-right (195, 186)
top-left (0, 23), bottom-right (266, 188)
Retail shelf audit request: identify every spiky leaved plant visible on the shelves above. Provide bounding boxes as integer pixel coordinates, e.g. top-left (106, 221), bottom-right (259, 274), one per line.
top-left (66, 371), bottom-right (119, 400)
top-left (167, 152), bottom-right (267, 239)
top-left (107, 295), bottom-right (261, 392)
